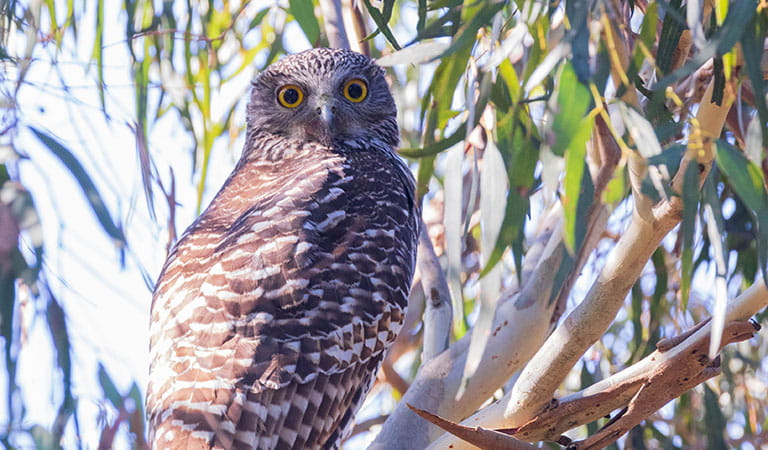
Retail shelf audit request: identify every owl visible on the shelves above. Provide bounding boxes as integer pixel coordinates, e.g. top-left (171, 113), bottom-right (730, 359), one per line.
top-left (146, 48), bottom-right (419, 449)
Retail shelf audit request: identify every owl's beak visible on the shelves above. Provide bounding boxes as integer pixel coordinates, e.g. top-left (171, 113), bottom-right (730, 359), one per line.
top-left (316, 97), bottom-right (334, 126)
top-left (310, 96), bottom-right (335, 146)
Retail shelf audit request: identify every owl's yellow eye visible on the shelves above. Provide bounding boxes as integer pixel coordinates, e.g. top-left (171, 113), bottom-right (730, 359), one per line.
top-left (343, 78), bottom-right (368, 103)
top-left (277, 85), bottom-right (304, 108)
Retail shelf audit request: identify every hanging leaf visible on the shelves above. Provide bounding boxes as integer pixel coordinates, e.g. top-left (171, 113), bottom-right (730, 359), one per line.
top-left (656, 0), bottom-right (685, 75)
top-left (46, 290), bottom-right (75, 441)
top-left (98, 363), bottom-right (123, 410)
top-left (444, 144), bottom-right (464, 332)
top-left (91, 0), bottom-right (106, 113)
top-left (703, 385), bottom-right (728, 448)
top-left (29, 127), bottom-right (126, 245)
top-left (657, 0), bottom-right (756, 89)
top-left (740, 12), bottom-right (768, 147)
top-left (679, 162), bottom-right (700, 311)
top-left (362, 0), bottom-right (401, 49)
top-left (551, 63), bottom-right (591, 157)
top-left (562, 116), bottom-right (595, 253)
top-left (435, 1), bottom-right (506, 60)
top-left (480, 109), bottom-right (538, 277)
top-left (565, 0), bottom-right (590, 82)
top-left (289, 0), bottom-right (320, 44)
top-left (716, 140), bottom-right (768, 286)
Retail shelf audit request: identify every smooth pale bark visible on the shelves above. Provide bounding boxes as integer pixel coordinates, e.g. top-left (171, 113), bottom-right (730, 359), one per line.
top-left (319, 0), bottom-right (351, 50)
top-left (418, 225), bottom-right (453, 362)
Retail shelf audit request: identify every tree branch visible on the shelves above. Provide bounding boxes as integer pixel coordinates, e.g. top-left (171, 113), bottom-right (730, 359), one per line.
top-left (428, 76), bottom-right (735, 449)
top-left (342, 0), bottom-right (369, 56)
top-left (418, 223), bottom-right (453, 362)
top-left (319, 0), bottom-right (351, 50)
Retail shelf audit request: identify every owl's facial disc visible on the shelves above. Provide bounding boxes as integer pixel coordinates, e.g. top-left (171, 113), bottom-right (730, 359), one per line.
top-left (247, 48), bottom-right (398, 149)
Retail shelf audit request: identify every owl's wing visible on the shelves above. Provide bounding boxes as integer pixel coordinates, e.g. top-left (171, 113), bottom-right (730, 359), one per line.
top-left (148, 145), bottom-right (418, 449)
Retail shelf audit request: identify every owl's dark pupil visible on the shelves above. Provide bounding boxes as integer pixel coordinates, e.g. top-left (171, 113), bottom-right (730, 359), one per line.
top-left (348, 83), bottom-right (363, 99)
top-left (283, 88), bottom-right (299, 104)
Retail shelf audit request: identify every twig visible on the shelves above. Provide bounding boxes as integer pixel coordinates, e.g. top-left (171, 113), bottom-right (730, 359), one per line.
top-left (347, 414), bottom-right (389, 439)
top-left (380, 358), bottom-right (410, 395)
top-left (407, 404), bottom-right (538, 450)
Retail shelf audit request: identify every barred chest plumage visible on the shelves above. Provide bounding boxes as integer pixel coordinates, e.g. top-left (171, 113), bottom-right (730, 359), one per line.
top-left (147, 130), bottom-right (419, 449)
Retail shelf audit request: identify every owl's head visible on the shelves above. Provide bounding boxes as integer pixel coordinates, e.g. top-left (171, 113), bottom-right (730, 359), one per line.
top-left (246, 48), bottom-right (398, 149)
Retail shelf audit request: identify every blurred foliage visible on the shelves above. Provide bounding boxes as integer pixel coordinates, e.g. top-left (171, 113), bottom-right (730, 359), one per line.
top-left (0, 0), bottom-right (767, 448)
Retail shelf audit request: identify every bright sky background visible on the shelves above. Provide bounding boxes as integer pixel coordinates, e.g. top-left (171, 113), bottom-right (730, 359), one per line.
top-left (6, 2), bottom-right (765, 449)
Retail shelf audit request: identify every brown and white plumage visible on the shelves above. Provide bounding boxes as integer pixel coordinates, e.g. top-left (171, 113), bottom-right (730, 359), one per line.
top-left (147, 48), bottom-right (419, 449)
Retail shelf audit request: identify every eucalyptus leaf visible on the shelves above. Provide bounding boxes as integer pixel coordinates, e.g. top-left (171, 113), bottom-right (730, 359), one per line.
top-left (289, 0), bottom-right (320, 44)
top-left (29, 127), bottom-right (126, 245)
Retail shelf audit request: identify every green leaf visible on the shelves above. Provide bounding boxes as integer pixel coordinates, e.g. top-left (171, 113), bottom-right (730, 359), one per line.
top-left (0, 250), bottom-right (19, 437)
top-left (249, 7), bottom-right (271, 29)
top-left (29, 127), bottom-right (126, 245)
top-left (680, 162), bottom-right (700, 311)
top-left (551, 63), bottom-right (591, 157)
top-left (289, 0), bottom-right (320, 44)
top-left (409, 5), bottom-right (461, 42)
top-left (127, 382), bottom-right (147, 447)
top-left (46, 294), bottom-right (71, 386)
top-left (704, 385), bottom-right (727, 449)
top-left (638, 1), bottom-right (658, 56)
top-left (740, 12), bottom-right (768, 147)
top-left (91, 0), bottom-right (106, 113)
top-left (716, 140), bottom-right (768, 286)
top-left (362, 0), bottom-right (401, 49)
top-left (562, 115), bottom-right (595, 253)
top-left (405, 38), bottom-right (475, 164)
top-left (656, 0), bottom-right (685, 75)
top-left (417, 0), bottom-right (427, 36)
top-left (480, 108), bottom-right (538, 276)
top-left (98, 364), bottom-right (123, 410)
top-left (656, 0), bottom-right (756, 89)
top-left (435, 1), bottom-right (506, 60)
top-left (716, 141), bottom-right (768, 213)
top-left (30, 426), bottom-right (61, 450)
top-left (46, 291), bottom-right (75, 441)
top-left (419, 43), bottom-right (471, 126)
top-left (565, 0), bottom-right (589, 82)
